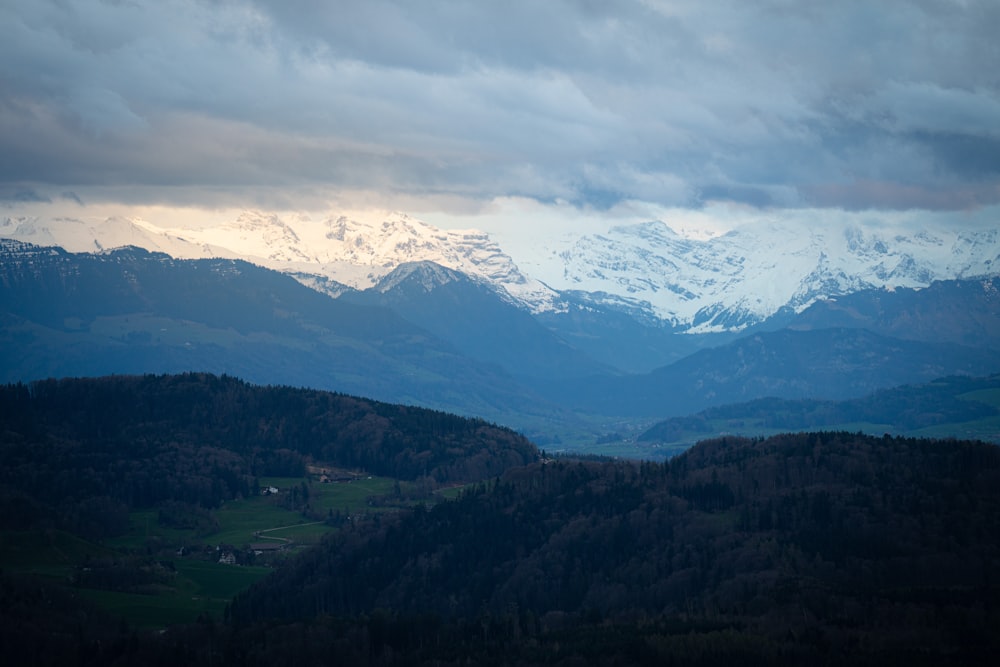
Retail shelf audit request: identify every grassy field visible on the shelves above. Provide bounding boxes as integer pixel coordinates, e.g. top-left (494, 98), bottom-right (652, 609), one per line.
top-left (908, 415), bottom-right (1000, 442)
top-left (75, 560), bottom-right (272, 628)
top-left (0, 529), bottom-right (116, 579)
top-left (435, 484), bottom-right (472, 500)
top-left (910, 387), bottom-right (1000, 441)
top-left (106, 474), bottom-right (399, 552)
top-left (0, 529), bottom-right (272, 628)
top-left (1, 472), bottom-right (411, 630)
top-left (960, 388), bottom-right (1000, 408)
top-left (588, 407), bottom-right (999, 461)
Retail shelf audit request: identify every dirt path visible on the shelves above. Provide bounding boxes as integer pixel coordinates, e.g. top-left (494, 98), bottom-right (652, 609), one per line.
top-left (252, 521), bottom-right (323, 544)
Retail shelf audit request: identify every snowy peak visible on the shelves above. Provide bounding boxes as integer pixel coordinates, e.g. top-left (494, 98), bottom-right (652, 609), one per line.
top-left (0, 210), bottom-right (561, 313)
top-left (0, 215), bottom-right (223, 259)
top-left (374, 261), bottom-right (466, 294)
top-left (3, 210), bottom-right (996, 333)
top-left (221, 211), bottom-right (309, 263)
top-left (320, 213), bottom-right (443, 267)
top-left (535, 219), bottom-right (1000, 331)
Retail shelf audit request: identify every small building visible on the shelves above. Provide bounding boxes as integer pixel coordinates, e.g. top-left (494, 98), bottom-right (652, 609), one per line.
top-left (250, 542), bottom-right (286, 555)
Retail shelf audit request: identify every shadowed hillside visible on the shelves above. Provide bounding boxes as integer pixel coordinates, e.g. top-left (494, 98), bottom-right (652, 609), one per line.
top-left (0, 373), bottom-right (538, 540)
top-left (222, 431), bottom-right (1000, 665)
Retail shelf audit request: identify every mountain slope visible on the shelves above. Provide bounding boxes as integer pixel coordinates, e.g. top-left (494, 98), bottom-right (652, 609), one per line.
top-left (343, 261), bottom-right (611, 379)
top-left (638, 374), bottom-right (1000, 445)
top-left (0, 373), bottom-right (539, 505)
top-left (0, 240), bottom-right (568, 428)
top-left (5, 239), bottom-right (998, 431)
top-left (226, 431), bottom-right (1000, 665)
top-left (1, 211), bottom-right (560, 312)
top-left (5, 212), bottom-right (997, 336)
top-left (547, 327), bottom-right (1000, 418)
top-left (535, 291), bottom-right (738, 373)
top-left (526, 220), bottom-right (1000, 330)
top-left (767, 276), bottom-right (1000, 348)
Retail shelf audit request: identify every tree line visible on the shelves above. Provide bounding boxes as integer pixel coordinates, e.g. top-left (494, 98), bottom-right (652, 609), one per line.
top-left (220, 430), bottom-right (1000, 665)
top-left (0, 373), bottom-right (537, 539)
top-left (3, 374), bottom-right (1000, 664)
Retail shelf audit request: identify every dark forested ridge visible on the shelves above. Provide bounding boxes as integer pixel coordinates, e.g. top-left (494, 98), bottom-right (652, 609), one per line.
top-left (6, 240), bottom-right (1000, 435)
top-left (2, 392), bottom-right (999, 665)
top-left (0, 373), bottom-right (537, 538)
top-left (0, 240), bottom-right (571, 430)
top-left (217, 431), bottom-right (1000, 665)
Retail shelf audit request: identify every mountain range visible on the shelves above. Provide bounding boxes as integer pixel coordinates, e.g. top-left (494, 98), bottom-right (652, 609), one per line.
top-left (2, 228), bottom-right (999, 448)
top-left (4, 211), bottom-right (997, 338)
top-left (536, 219), bottom-right (999, 331)
top-left (0, 240), bottom-right (577, 433)
top-left (637, 374), bottom-right (1000, 448)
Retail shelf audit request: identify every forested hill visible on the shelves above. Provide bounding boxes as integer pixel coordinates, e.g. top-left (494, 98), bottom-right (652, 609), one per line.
top-left (0, 373), bottom-right (537, 534)
top-left (639, 373), bottom-right (1000, 443)
top-left (226, 431), bottom-right (1000, 665)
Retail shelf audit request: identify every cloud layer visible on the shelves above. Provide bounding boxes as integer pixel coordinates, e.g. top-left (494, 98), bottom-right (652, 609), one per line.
top-left (2, 0), bottom-right (999, 214)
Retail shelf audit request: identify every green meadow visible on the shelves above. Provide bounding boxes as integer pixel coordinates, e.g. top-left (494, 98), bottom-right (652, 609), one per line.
top-left (1, 472), bottom-right (407, 629)
top-left (75, 561), bottom-right (273, 628)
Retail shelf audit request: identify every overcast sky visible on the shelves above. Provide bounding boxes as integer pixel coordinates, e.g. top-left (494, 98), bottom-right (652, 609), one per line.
top-left (2, 0), bottom-right (999, 234)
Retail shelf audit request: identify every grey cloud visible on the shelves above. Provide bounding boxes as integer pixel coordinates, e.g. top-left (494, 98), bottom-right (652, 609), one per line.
top-left (801, 180), bottom-right (1000, 212)
top-left (697, 185), bottom-right (776, 209)
top-left (1, 0), bottom-right (998, 213)
top-left (0, 187), bottom-right (51, 204)
top-left (912, 132), bottom-right (1000, 178)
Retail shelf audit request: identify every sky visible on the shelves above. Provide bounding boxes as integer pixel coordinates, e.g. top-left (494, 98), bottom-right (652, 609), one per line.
top-left (2, 0), bottom-right (999, 237)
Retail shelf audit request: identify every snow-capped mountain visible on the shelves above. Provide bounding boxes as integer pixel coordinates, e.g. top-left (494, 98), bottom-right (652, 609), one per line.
top-left (0, 215), bottom-right (238, 260)
top-left (3, 212), bottom-right (997, 334)
top-left (0, 211), bottom-right (559, 312)
top-left (534, 220), bottom-right (999, 332)
top-left (254, 211), bottom-right (554, 308)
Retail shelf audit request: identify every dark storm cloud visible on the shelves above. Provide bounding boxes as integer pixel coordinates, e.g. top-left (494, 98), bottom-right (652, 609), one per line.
top-left (0, 187), bottom-right (51, 204)
top-left (1, 0), bottom-right (998, 212)
top-left (913, 132), bottom-right (1000, 178)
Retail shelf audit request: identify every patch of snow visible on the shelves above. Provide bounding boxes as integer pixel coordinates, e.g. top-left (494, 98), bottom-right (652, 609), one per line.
top-left (4, 210), bottom-right (996, 331)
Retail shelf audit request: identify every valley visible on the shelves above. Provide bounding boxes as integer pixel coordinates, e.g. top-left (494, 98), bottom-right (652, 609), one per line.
top-left (2, 473), bottom-right (407, 629)
top-left (4, 2), bottom-right (998, 663)
top-left (2, 380), bottom-right (999, 665)
top-left (1, 215), bottom-right (998, 665)
top-left (2, 235), bottom-right (998, 451)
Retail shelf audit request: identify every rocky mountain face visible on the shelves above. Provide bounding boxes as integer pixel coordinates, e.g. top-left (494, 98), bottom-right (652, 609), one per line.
top-left (532, 220), bottom-right (1000, 332)
top-left (3, 238), bottom-right (1000, 436)
top-left (4, 212), bottom-right (997, 337)
top-left (1, 211), bottom-right (559, 309)
top-left (342, 262), bottom-right (610, 380)
top-left (766, 276), bottom-right (1000, 349)
top-left (0, 239), bottom-right (573, 433)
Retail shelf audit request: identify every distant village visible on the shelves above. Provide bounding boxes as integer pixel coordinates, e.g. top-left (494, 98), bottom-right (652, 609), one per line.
top-left (216, 464), bottom-right (372, 566)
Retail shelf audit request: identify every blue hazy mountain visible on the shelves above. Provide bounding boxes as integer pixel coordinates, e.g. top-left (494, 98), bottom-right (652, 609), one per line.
top-left (4, 239), bottom-right (999, 433)
top-left (341, 261), bottom-right (613, 380)
top-left (0, 240), bottom-right (576, 430)
top-left (757, 276), bottom-right (1000, 349)
top-left (543, 327), bottom-right (1000, 419)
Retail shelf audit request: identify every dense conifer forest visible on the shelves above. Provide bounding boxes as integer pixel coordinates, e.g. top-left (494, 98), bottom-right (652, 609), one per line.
top-left (2, 375), bottom-right (999, 665)
top-left (0, 373), bottom-right (536, 539)
top-left (219, 431), bottom-right (1000, 665)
